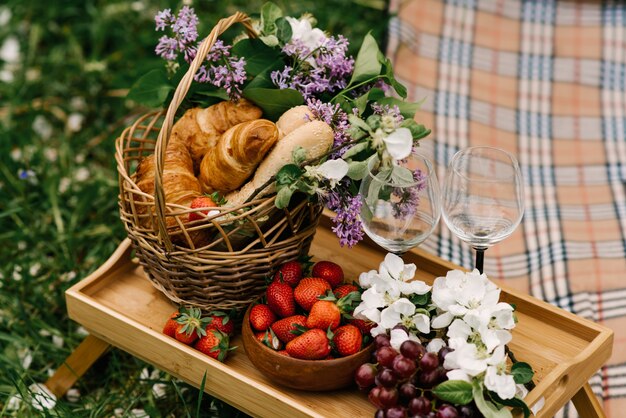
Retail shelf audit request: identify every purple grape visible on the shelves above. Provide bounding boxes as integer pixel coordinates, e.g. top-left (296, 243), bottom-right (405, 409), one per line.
top-left (435, 366), bottom-right (448, 384)
top-left (408, 396), bottom-right (431, 415)
top-left (377, 368), bottom-right (398, 388)
top-left (400, 340), bottom-right (426, 360)
top-left (436, 404), bottom-right (459, 418)
top-left (426, 413), bottom-right (436, 418)
top-left (377, 346), bottom-right (399, 368)
top-left (392, 355), bottom-right (417, 379)
top-left (375, 333), bottom-right (391, 348)
top-left (369, 386), bottom-right (383, 408)
top-left (419, 352), bottom-right (439, 372)
top-left (398, 382), bottom-right (417, 401)
top-left (378, 387), bottom-right (399, 408)
top-left (459, 404), bottom-right (478, 418)
top-left (438, 346), bottom-right (453, 362)
top-left (386, 406), bottom-right (408, 418)
top-left (375, 409), bottom-right (386, 418)
top-left (417, 369), bottom-right (440, 388)
top-left (355, 363), bottom-right (377, 389)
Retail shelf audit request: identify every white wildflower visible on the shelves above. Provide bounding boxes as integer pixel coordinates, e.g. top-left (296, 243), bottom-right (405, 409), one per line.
top-left (29, 262), bottom-right (41, 277)
top-left (382, 128), bottom-right (412, 160)
top-left (70, 96), bottom-right (87, 111)
top-left (152, 383), bottom-right (167, 399)
top-left (44, 147), bottom-right (58, 162)
top-left (39, 329), bottom-right (51, 337)
top-left (10, 148), bottom-right (22, 161)
top-left (52, 335), bottom-right (64, 348)
top-left (75, 325), bottom-right (89, 336)
top-left (6, 394), bottom-right (22, 410)
top-left (12, 265), bottom-right (22, 281)
top-left (66, 113), bottom-right (84, 133)
top-left (75, 153), bottom-right (85, 163)
top-left (58, 177), bottom-right (71, 194)
top-left (32, 115), bottom-right (53, 141)
top-left (74, 167), bottom-right (90, 182)
top-left (129, 408), bottom-right (149, 417)
top-left (17, 169), bottom-right (37, 184)
top-left (0, 36), bottom-right (20, 63)
top-left (285, 16), bottom-right (327, 53)
top-left (18, 347), bottom-right (32, 369)
top-left (66, 388), bottom-right (81, 403)
top-left (484, 364), bottom-right (516, 400)
top-left (0, 68), bottom-right (14, 83)
top-left (389, 328), bottom-right (421, 350)
top-left (426, 338), bottom-right (446, 353)
top-left (305, 159), bottom-right (348, 188)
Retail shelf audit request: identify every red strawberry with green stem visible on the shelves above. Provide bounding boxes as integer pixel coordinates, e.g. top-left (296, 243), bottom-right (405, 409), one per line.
top-left (286, 329), bottom-right (331, 360)
top-left (172, 307), bottom-right (212, 345)
top-left (332, 324), bottom-right (363, 357)
top-left (306, 292), bottom-right (361, 331)
top-left (294, 278), bottom-right (332, 311)
top-left (162, 311), bottom-right (181, 338)
top-left (266, 280), bottom-right (295, 318)
top-left (188, 196), bottom-right (217, 222)
top-left (333, 284), bottom-right (359, 299)
top-left (249, 304), bottom-right (276, 332)
top-left (255, 329), bottom-right (283, 350)
top-left (273, 261), bottom-right (303, 288)
top-left (206, 311), bottom-right (234, 337)
top-left (194, 329), bottom-right (234, 362)
top-left (312, 261), bottom-right (344, 288)
top-left (271, 315), bottom-right (307, 343)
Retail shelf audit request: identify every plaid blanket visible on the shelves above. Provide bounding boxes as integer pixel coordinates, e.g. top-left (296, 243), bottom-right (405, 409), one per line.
top-left (387, 0), bottom-right (626, 416)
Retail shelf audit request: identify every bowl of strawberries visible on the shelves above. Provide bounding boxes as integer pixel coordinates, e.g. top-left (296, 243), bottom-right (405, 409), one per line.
top-left (241, 259), bottom-right (374, 391)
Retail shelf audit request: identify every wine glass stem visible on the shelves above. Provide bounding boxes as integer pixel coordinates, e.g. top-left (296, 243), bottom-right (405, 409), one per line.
top-left (475, 248), bottom-right (485, 274)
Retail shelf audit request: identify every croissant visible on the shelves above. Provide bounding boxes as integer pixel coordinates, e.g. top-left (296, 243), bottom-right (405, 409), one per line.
top-left (198, 119), bottom-right (279, 194)
top-left (169, 99), bottom-right (262, 170)
top-left (134, 142), bottom-right (202, 231)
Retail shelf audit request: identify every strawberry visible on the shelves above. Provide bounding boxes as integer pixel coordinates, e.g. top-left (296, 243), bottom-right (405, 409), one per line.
top-left (286, 329), bottom-right (331, 360)
top-left (266, 280), bottom-right (295, 317)
top-left (311, 261), bottom-right (344, 288)
top-left (333, 284), bottom-right (359, 299)
top-left (273, 261), bottom-right (303, 288)
top-left (249, 304), bottom-right (276, 332)
top-left (205, 311), bottom-right (234, 337)
top-left (333, 324), bottom-right (363, 357)
top-left (162, 311), bottom-right (181, 338)
top-left (306, 300), bottom-right (341, 331)
top-left (271, 315), bottom-right (307, 343)
top-left (255, 329), bottom-right (283, 350)
top-left (294, 278), bottom-right (332, 311)
top-left (349, 318), bottom-right (376, 335)
top-left (172, 307), bottom-right (211, 345)
top-left (188, 196), bottom-right (217, 222)
top-left (194, 329), bottom-right (233, 362)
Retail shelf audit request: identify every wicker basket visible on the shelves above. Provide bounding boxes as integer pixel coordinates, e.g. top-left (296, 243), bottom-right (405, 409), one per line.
top-left (115, 12), bottom-right (323, 311)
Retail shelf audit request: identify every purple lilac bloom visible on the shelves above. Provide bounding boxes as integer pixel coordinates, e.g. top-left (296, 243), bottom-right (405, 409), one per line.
top-left (154, 6), bottom-right (199, 62)
top-left (155, 36), bottom-right (179, 61)
top-left (324, 183), bottom-right (365, 248)
top-left (306, 98), bottom-right (351, 157)
top-left (155, 9), bottom-right (174, 31)
top-left (194, 41), bottom-right (247, 99)
top-left (371, 103), bottom-right (403, 124)
top-left (391, 169), bottom-right (426, 219)
top-left (171, 6), bottom-right (199, 45)
top-left (272, 35), bottom-right (354, 100)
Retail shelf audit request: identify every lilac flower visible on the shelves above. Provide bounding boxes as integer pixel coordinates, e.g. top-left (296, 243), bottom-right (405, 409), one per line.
top-left (391, 169), bottom-right (426, 219)
top-left (155, 36), bottom-right (178, 61)
top-left (155, 9), bottom-right (174, 31)
top-left (171, 6), bottom-right (199, 45)
top-left (194, 41), bottom-right (247, 99)
top-left (324, 182), bottom-right (365, 247)
top-left (154, 7), bottom-right (199, 62)
top-left (372, 103), bottom-right (403, 126)
top-left (271, 66), bottom-right (293, 89)
top-left (306, 98), bottom-right (351, 156)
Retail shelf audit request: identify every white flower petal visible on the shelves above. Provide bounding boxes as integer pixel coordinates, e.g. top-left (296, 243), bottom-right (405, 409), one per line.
top-left (426, 338), bottom-right (446, 353)
top-left (360, 287), bottom-right (386, 309)
top-left (382, 253), bottom-right (405, 279)
top-left (431, 312), bottom-right (454, 329)
top-left (447, 319), bottom-right (472, 341)
top-left (484, 366), bottom-right (517, 400)
top-left (382, 128), bottom-right (412, 160)
top-left (66, 388), bottom-right (80, 403)
top-left (317, 159), bottom-right (348, 180)
top-left (446, 369), bottom-right (472, 383)
top-left (412, 313), bottom-right (431, 334)
top-left (6, 394), bottom-right (22, 410)
top-left (152, 383), bottom-right (167, 399)
top-left (28, 383), bottom-right (56, 411)
top-left (389, 329), bottom-right (410, 350)
top-left (370, 325), bottom-right (387, 337)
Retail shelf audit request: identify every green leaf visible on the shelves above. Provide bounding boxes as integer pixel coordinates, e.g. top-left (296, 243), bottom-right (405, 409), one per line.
top-left (275, 17), bottom-right (293, 44)
top-left (348, 113), bottom-right (373, 134)
top-left (242, 88), bottom-right (304, 121)
top-left (511, 362), bottom-right (534, 385)
top-left (276, 164), bottom-right (303, 186)
top-left (342, 142), bottom-right (370, 159)
top-left (354, 93), bottom-right (369, 115)
top-left (368, 87), bottom-right (386, 102)
top-left (126, 68), bottom-right (173, 108)
top-left (381, 57), bottom-right (408, 98)
top-left (490, 393), bottom-right (531, 418)
top-left (432, 380), bottom-right (474, 405)
top-left (275, 185), bottom-right (295, 209)
top-left (349, 32), bottom-right (383, 86)
top-left (390, 165), bottom-right (415, 187)
top-left (259, 35), bottom-right (279, 47)
top-left (401, 119), bottom-right (431, 141)
top-left (347, 159), bottom-right (370, 180)
top-left (232, 38), bottom-right (283, 76)
top-left (409, 292), bottom-right (429, 306)
top-left (261, 2), bottom-right (282, 34)
top-left (292, 147), bottom-right (307, 165)
top-left (376, 96), bottom-right (423, 119)
top-left (473, 380), bottom-right (513, 418)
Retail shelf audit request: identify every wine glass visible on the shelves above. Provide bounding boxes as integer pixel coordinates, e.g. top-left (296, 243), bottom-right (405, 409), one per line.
top-left (441, 146), bottom-right (524, 273)
top-left (359, 152), bottom-right (441, 256)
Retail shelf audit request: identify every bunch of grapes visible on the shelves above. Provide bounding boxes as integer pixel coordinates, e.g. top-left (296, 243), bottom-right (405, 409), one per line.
top-left (354, 334), bottom-right (479, 418)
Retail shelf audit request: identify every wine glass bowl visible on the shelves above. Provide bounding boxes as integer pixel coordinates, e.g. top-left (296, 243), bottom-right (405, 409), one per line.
top-left (442, 146), bottom-right (524, 270)
top-left (359, 153), bottom-right (441, 255)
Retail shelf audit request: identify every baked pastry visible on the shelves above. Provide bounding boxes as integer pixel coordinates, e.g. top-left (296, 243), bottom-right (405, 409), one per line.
top-left (198, 119), bottom-right (279, 193)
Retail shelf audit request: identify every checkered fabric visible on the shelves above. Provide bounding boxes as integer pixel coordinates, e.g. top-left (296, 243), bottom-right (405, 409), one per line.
top-left (387, 0), bottom-right (626, 416)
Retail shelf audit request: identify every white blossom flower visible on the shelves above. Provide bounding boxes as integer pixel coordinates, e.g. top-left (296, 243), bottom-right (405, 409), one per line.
top-left (74, 167), bottom-right (90, 182)
top-left (67, 113), bottom-right (84, 132)
top-left (44, 147), bottom-right (58, 162)
top-left (28, 383), bottom-right (56, 411)
top-left (29, 262), bottom-right (41, 277)
top-left (285, 16), bottom-right (327, 52)
top-left (426, 338), bottom-right (446, 353)
top-left (446, 368), bottom-right (471, 383)
top-left (10, 148), bottom-right (22, 161)
top-left (305, 159), bottom-right (348, 188)
top-left (484, 364), bottom-right (516, 399)
top-left (382, 128), bottom-right (412, 160)
top-left (12, 265), bottom-right (23, 281)
top-left (389, 328), bottom-right (421, 350)
top-left (0, 68), bottom-right (14, 83)
top-left (18, 347), bottom-right (32, 369)
top-left (6, 394), bottom-right (22, 410)
top-left (52, 335), bottom-right (64, 348)
top-left (32, 115), bottom-right (53, 141)
top-left (152, 383), bottom-right (167, 399)
top-left (379, 298), bottom-right (417, 329)
top-left (0, 36), bottom-right (20, 64)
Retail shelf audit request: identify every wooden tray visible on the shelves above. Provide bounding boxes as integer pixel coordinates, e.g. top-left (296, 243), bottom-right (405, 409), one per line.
top-left (66, 220), bottom-right (613, 418)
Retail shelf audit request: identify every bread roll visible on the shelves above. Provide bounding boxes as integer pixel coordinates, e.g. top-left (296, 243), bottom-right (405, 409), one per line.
top-left (226, 120), bottom-right (334, 206)
top-left (276, 105), bottom-right (314, 138)
top-left (169, 99), bottom-right (262, 170)
top-left (198, 119), bottom-right (280, 194)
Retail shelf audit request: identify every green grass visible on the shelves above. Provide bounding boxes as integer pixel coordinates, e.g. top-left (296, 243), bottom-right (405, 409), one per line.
top-left (0, 0), bottom-right (389, 416)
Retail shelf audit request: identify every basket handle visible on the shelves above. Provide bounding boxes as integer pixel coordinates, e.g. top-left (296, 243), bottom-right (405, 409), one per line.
top-left (153, 12), bottom-right (256, 252)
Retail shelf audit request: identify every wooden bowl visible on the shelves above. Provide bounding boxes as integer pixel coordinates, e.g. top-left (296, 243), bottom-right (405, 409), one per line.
top-left (241, 304), bottom-right (374, 391)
